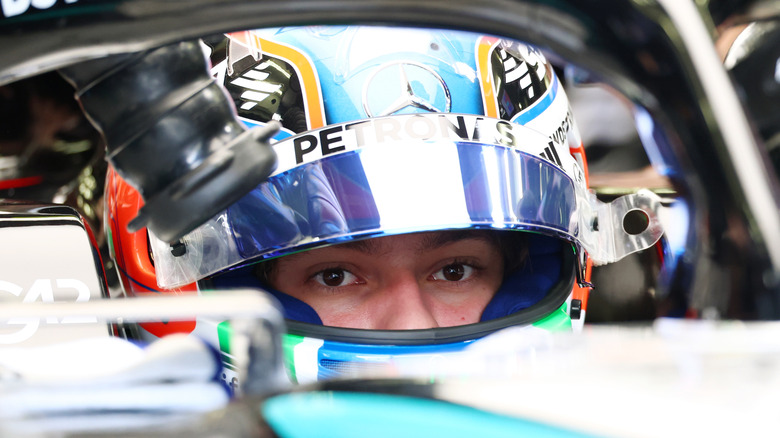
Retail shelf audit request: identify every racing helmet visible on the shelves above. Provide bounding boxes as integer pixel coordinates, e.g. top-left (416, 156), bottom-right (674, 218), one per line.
top-left (106, 25), bottom-right (664, 383)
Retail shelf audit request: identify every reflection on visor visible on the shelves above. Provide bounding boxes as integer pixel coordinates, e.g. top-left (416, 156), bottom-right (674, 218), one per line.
top-left (231, 141), bottom-right (577, 259)
top-left (151, 137), bottom-right (664, 289)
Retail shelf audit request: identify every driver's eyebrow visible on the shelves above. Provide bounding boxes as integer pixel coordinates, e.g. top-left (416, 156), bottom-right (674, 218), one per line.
top-left (292, 231), bottom-right (494, 258)
top-left (416, 230), bottom-right (496, 254)
top-left (333, 239), bottom-right (382, 255)
top-left (291, 238), bottom-right (383, 257)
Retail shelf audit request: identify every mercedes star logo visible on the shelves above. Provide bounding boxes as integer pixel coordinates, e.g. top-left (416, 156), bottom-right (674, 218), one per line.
top-left (362, 61), bottom-right (452, 117)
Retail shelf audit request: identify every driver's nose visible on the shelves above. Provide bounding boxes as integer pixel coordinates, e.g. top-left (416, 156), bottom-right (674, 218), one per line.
top-left (368, 272), bottom-right (438, 330)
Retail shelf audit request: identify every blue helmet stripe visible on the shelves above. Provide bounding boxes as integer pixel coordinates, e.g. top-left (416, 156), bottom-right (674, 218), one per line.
top-left (511, 74), bottom-right (559, 125)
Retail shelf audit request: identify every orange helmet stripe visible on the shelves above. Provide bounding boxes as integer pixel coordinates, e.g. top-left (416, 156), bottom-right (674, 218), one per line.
top-left (570, 142), bottom-right (590, 187)
top-left (476, 36), bottom-right (500, 119)
top-left (230, 31), bottom-right (327, 130)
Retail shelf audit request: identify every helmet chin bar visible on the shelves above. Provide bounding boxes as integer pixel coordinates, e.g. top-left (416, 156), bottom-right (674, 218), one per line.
top-left (58, 41), bottom-right (278, 243)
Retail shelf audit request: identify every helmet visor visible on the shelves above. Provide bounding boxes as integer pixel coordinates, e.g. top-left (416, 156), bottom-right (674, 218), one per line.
top-left (150, 114), bottom-right (663, 288)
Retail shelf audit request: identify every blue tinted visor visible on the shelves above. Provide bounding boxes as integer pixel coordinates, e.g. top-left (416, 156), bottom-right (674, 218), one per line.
top-left (233, 142), bottom-right (575, 258)
top-left (150, 116), bottom-right (664, 288)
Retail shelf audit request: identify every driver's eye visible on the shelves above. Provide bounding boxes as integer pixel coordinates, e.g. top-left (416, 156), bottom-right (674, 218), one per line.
top-left (315, 268), bottom-right (358, 287)
top-left (432, 263), bottom-right (475, 282)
